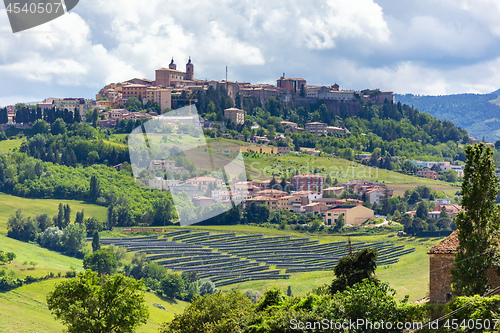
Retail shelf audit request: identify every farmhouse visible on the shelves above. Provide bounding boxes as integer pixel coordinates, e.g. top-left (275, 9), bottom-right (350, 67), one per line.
top-left (427, 231), bottom-right (500, 303)
top-left (324, 205), bottom-right (374, 226)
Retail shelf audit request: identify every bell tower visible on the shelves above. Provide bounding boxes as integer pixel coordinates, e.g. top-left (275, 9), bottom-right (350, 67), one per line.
top-left (169, 57), bottom-right (176, 70)
top-left (186, 57), bottom-right (194, 80)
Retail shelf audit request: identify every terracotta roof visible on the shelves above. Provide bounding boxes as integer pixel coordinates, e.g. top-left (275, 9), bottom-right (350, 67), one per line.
top-left (427, 231), bottom-right (459, 254)
top-left (247, 196), bottom-right (277, 202)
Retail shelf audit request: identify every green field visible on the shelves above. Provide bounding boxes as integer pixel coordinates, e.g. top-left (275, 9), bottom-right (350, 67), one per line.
top-left (243, 153), bottom-right (459, 196)
top-left (0, 192), bottom-right (107, 234)
top-left (0, 138), bottom-right (24, 153)
top-left (0, 278), bottom-right (188, 333)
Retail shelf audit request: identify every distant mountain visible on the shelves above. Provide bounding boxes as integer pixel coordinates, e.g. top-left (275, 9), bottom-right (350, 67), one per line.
top-left (396, 90), bottom-right (500, 142)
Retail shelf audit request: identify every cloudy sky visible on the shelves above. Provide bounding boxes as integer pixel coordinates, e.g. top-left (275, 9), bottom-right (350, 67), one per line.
top-left (2, 0), bottom-right (500, 106)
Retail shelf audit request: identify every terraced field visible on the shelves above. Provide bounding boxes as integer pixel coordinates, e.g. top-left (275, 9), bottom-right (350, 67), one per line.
top-left (101, 229), bottom-right (415, 288)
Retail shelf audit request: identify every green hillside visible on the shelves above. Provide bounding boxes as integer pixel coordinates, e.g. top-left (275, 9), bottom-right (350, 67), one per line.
top-left (0, 192), bottom-right (107, 234)
top-left (0, 278), bottom-right (188, 333)
top-left (244, 152), bottom-right (459, 196)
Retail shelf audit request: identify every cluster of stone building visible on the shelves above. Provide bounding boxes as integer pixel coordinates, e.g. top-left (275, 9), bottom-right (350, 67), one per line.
top-left (145, 163), bottom-right (390, 226)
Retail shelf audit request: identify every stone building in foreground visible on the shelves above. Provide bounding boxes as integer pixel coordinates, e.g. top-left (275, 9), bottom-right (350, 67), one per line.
top-left (427, 230), bottom-right (500, 302)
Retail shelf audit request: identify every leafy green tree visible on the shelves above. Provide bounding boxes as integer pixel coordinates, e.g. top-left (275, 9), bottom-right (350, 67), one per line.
top-left (36, 213), bottom-right (52, 232)
top-left (125, 97), bottom-right (142, 112)
top-left (32, 119), bottom-right (50, 135)
top-left (89, 175), bottom-right (101, 202)
top-left (38, 227), bottom-right (63, 251)
top-left (160, 274), bottom-right (185, 299)
top-left (92, 231), bottom-right (100, 252)
top-left (159, 291), bottom-right (252, 333)
top-left (330, 248), bottom-right (379, 295)
top-left (60, 223), bottom-right (86, 255)
top-left (199, 280), bottom-right (217, 296)
top-left (55, 203), bottom-right (64, 229)
top-left (152, 197), bottom-right (174, 226)
top-left (63, 204), bottom-right (71, 228)
top-left (83, 249), bottom-right (118, 276)
top-left (51, 118), bottom-right (67, 135)
top-left (7, 210), bottom-right (38, 242)
top-left (334, 213), bottom-right (344, 232)
top-left (47, 270), bottom-right (149, 333)
top-left (452, 143), bottom-right (500, 296)
top-left (415, 201), bottom-right (428, 219)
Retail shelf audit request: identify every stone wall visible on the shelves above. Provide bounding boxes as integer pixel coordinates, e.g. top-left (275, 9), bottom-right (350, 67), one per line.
top-left (430, 253), bottom-right (500, 302)
top-left (429, 253), bottom-right (455, 303)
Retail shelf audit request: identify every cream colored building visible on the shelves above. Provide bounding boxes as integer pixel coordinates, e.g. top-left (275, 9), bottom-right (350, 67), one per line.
top-left (324, 205), bottom-right (374, 226)
top-left (224, 108), bottom-right (245, 124)
top-left (144, 87), bottom-right (172, 112)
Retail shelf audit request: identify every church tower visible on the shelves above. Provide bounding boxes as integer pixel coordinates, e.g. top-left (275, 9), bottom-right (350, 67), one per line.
top-left (186, 57), bottom-right (194, 80)
top-left (169, 57), bottom-right (176, 70)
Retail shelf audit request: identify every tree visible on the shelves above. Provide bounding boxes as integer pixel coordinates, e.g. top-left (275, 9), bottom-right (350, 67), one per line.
top-left (160, 291), bottom-right (252, 333)
top-left (47, 270), bottom-right (149, 333)
top-left (38, 227), bottom-right (63, 251)
top-left (51, 118), bottom-right (67, 135)
top-left (160, 273), bottom-right (185, 299)
top-left (330, 248), bottom-right (379, 295)
top-left (32, 119), bottom-right (50, 135)
top-left (7, 210), bottom-right (38, 242)
top-left (36, 213), bottom-right (52, 232)
top-left (199, 280), bottom-right (217, 296)
top-left (92, 231), bottom-right (101, 252)
top-left (89, 175), bottom-right (101, 202)
top-left (334, 213), bottom-right (344, 232)
top-left (415, 201), bottom-right (428, 219)
top-left (125, 97), bottom-right (142, 112)
top-left (452, 143), bottom-right (500, 296)
top-left (56, 203), bottom-right (64, 229)
top-left (63, 204), bottom-right (71, 228)
top-left (60, 223), bottom-right (86, 255)
top-left (83, 249), bottom-right (118, 276)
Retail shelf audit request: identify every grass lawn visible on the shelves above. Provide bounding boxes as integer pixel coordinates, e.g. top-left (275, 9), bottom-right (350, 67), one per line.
top-left (0, 233), bottom-right (83, 278)
top-left (0, 138), bottom-right (24, 153)
top-left (0, 192), bottom-right (107, 234)
top-left (0, 278), bottom-right (188, 333)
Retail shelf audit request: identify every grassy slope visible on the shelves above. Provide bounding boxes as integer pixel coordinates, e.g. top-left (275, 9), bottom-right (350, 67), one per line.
top-left (0, 234), bottom-right (83, 279)
top-left (0, 138), bottom-right (24, 153)
top-left (0, 192), bottom-right (107, 234)
top-left (244, 153), bottom-right (459, 196)
top-left (160, 225), bottom-right (440, 302)
top-left (0, 279), bottom-right (188, 333)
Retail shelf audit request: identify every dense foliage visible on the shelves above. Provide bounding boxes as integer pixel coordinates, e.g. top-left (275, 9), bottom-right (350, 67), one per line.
top-left (47, 270), bottom-right (149, 333)
top-left (452, 143), bottom-right (500, 296)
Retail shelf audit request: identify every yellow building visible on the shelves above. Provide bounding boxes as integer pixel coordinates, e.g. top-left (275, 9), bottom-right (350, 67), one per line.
top-left (324, 205), bottom-right (374, 226)
top-left (245, 196), bottom-right (278, 211)
top-left (144, 87), bottom-right (171, 112)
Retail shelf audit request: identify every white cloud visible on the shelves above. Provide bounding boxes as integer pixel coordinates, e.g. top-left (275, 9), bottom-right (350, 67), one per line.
top-left (2, 0), bottom-right (500, 104)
